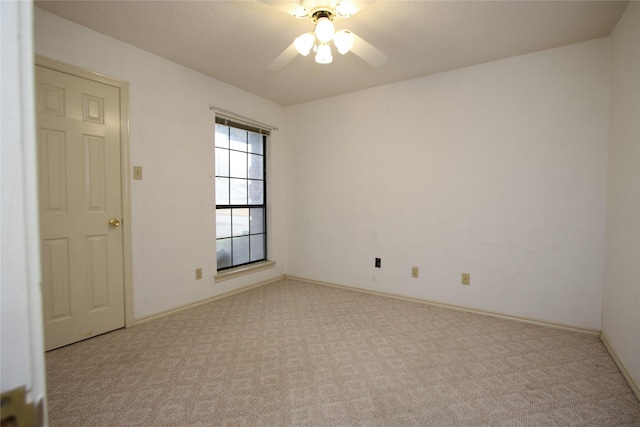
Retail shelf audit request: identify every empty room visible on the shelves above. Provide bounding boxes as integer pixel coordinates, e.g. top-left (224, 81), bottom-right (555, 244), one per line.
top-left (1, 0), bottom-right (639, 425)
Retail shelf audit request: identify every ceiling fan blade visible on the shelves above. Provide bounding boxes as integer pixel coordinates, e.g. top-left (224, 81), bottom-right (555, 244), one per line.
top-left (335, 0), bottom-right (375, 17)
top-left (267, 42), bottom-right (300, 71)
top-left (349, 32), bottom-right (388, 68)
top-left (261, 0), bottom-right (308, 18)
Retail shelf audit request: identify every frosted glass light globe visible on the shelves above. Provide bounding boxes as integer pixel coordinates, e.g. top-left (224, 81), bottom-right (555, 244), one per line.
top-left (333, 29), bottom-right (354, 54)
top-left (314, 17), bottom-right (335, 43)
top-left (294, 33), bottom-right (315, 56)
top-left (315, 43), bottom-right (333, 64)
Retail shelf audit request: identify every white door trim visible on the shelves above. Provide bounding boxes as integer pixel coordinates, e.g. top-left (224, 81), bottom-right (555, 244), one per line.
top-left (35, 55), bottom-right (135, 328)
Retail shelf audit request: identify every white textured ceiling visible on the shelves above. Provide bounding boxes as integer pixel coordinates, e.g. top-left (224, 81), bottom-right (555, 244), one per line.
top-left (35, 0), bottom-right (628, 106)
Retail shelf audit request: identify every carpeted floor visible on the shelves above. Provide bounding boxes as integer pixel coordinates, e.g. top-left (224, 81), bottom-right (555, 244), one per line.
top-left (46, 278), bottom-right (640, 426)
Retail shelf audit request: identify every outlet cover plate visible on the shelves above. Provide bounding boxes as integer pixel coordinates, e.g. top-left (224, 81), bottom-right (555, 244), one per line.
top-left (411, 266), bottom-right (419, 278)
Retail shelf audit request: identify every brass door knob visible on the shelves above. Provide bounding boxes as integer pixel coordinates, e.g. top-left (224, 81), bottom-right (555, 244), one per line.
top-left (108, 218), bottom-right (121, 228)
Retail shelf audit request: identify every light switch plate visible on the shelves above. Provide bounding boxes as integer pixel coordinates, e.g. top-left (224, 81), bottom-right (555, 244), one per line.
top-left (133, 166), bottom-right (142, 180)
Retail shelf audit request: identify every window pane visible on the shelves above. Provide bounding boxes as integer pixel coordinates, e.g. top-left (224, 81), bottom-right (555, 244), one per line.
top-left (215, 124), bottom-right (229, 148)
top-left (216, 209), bottom-right (231, 238)
top-left (216, 238), bottom-right (232, 269)
top-left (250, 234), bottom-right (265, 261)
top-left (250, 208), bottom-right (264, 234)
top-left (248, 132), bottom-right (263, 154)
top-left (215, 119), bottom-right (267, 271)
top-left (248, 154), bottom-right (263, 179)
top-left (230, 150), bottom-right (247, 178)
top-left (215, 177), bottom-right (229, 205)
top-left (232, 236), bottom-right (250, 265)
top-left (230, 128), bottom-right (248, 151)
top-left (232, 208), bottom-right (249, 237)
top-left (248, 180), bottom-right (264, 205)
top-left (230, 178), bottom-right (247, 204)
top-left (215, 148), bottom-right (229, 177)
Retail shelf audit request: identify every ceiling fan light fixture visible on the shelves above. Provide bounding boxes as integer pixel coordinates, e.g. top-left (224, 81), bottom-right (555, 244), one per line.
top-left (315, 43), bottom-right (333, 64)
top-left (314, 17), bottom-right (335, 43)
top-left (333, 29), bottom-right (354, 54)
top-left (294, 33), bottom-right (315, 56)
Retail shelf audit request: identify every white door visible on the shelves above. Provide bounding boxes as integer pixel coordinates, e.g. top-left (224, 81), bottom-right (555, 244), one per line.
top-left (36, 66), bottom-right (125, 351)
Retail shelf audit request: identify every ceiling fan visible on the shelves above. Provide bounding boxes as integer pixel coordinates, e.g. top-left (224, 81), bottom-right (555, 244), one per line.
top-left (264, 0), bottom-right (388, 70)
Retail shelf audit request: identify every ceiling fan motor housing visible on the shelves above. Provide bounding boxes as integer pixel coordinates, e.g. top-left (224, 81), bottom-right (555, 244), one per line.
top-left (311, 9), bottom-right (335, 22)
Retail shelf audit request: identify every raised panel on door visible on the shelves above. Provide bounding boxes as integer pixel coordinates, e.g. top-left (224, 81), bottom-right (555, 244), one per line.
top-left (84, 134), bottom-right (107, 212)
top-left (82, 94), bottom-right (104, 124)
top-left (41, 238), bottom-right (71, 323)
top-left (40, 128), bottom-right (68, 213)
top-left (39, 83), bottom-right (65, 117)
top-left (85, 235), bottom-right (108, 311)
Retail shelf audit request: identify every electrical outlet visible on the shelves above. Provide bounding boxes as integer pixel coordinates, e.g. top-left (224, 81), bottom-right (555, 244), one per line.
top-left (195, 268), bottom-right (202, 280)
top-left (461, 273), bottom-right (470, 285)
top-left (375, 258), bottom-right (381, 268)
top-left (411, 266), bottom-right (419, 278)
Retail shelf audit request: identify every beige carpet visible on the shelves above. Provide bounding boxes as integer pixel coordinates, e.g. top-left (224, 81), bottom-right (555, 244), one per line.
top-left (46, 278), bottom-right (640, 426)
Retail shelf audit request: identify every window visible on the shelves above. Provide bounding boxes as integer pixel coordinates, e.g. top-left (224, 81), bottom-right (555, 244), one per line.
top-left (215, 117), bottom-right (267, 271)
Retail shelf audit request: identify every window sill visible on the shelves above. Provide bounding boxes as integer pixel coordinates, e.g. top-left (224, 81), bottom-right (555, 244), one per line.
top-left (214, 260), bottom-right (276, 283)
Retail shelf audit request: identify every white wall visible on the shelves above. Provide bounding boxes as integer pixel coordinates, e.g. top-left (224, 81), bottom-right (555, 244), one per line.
top-left (34, 8), bottom-right (286, 319)
top-left (1, 0), bottom-right (47, 411)
top-left (603, 1), bottom-right (640, 393)
top-left (284, 39), bottom-right (610, 330)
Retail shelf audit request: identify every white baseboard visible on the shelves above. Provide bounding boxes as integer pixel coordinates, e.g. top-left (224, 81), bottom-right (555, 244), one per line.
top-left (133, 274), bottom-right (285, 326)
top-left (600, 332), bottom-right (640, 402)
top-left (284, 274), bottom-right (601, 337)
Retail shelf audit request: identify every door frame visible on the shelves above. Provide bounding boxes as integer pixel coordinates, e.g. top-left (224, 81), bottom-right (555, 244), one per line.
top-left (35, 55), bottom-right (135, 328)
